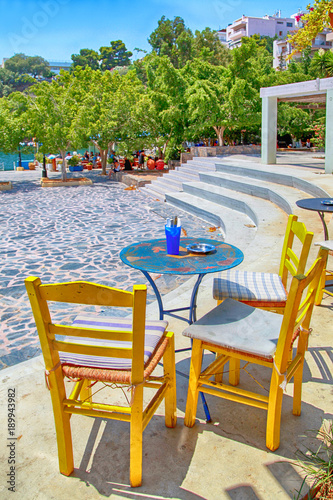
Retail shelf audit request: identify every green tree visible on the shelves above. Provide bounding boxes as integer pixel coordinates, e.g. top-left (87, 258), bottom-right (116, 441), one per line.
top-left (140, 55), bottom-right (187, 157)
top-left (278, 103), bottom-right (312, 145)
top-left (288, 0), bottom-right (333, 56)
top-left (184, 60), bottom-right (228, 145)
top-left (0, 92), bottom-right (29, 155)
top-left (72, 67), bottom-right (144, 174)
top-left (192, 27), bottom-right (231, 66)
top-left (27, 73), bottom-right (83, 181)
top-left (309, 48), bottom-right (333, 77)
top-left (71, 49), bottom-right (100, 70)
top-left (148, 16), bottom-right (194, 68)
top-left (99, 40), bottom-right (133, 70)
top-left (5, 53), bottom-right (51, 78)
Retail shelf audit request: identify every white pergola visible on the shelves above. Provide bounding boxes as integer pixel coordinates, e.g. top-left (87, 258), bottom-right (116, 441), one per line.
top-left (260, 77), bottom-right (333, 174)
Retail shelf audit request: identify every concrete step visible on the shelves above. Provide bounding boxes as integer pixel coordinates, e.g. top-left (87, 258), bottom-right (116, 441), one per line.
top-left (179, 160), bottom-right (217, 171)
top-left (140, 183), bottom-right (173, 201)
top-left (165, 192), bottom-right (252, 243)
top-left (181, 181), bottom-right (286, 226)
top-left (168, 169), bottom-right (199, 182)
top-left (198, 171), bottom-right (295, 215)
top-left (164, 191), bottom-right (288, 266)
top-left (151, 177), bottom-right (183, 191)
top-left (215, 160), bottom-right (330, 198)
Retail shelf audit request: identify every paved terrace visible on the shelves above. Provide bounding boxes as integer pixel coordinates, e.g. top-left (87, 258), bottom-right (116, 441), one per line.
top-left (0, 155), bottom-right (332, 499)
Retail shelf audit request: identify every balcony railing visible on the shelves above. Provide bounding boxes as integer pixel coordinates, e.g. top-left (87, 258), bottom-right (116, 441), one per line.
top-left (228, 28), bottom-right (247, 40)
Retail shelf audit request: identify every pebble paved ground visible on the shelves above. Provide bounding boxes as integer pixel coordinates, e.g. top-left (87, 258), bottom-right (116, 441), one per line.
top-left (0, 170), bottom-right (222, 368)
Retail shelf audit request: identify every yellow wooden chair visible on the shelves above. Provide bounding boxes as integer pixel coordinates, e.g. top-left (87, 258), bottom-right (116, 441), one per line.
top-left (212, 214), bottom-right (313, 314)
top-left (183, 251), bottom-right (326, 452)
top-left (314, 240), bottom-right (333, 305)
top-left (25, 277), bottom-right (177, 487)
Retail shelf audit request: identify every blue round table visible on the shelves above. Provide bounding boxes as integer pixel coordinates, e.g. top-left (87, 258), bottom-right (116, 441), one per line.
top-left (296, 198), bottom-right (333, 240)
top-left (120, 237), bottom-right (244, 324)
top-left (120, 237), bottom-right (243, 424)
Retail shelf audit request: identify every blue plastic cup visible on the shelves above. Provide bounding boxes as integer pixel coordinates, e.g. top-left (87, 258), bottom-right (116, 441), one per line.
top-left (165, 225), bottom-right (181, 255)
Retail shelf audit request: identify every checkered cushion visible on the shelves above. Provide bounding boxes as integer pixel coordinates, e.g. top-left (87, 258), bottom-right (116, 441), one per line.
top-left (58, 315), bottom-right (168, 370)
top-left (183, 298), bottom-right (283, 359)
top-left (213, 270), bottom-right (287, 303)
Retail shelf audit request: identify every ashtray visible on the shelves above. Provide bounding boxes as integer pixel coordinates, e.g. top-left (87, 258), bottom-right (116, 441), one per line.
top-left (321, 200), bottom-right (333, 206)
top-left (186, 243), bottom-right (216, 254)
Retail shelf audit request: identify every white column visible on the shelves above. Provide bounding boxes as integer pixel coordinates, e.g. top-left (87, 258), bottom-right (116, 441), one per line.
top-left (325, 89), bottom-right (333, 174)
top-left (261, 96), bottom-right (277, 165)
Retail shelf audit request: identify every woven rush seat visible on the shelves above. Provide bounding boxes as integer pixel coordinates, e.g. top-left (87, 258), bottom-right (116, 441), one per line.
top-left (60, 315), bottom-right (169, 383)
top-left (213, 270), bottom-right (287, 306)
top-left (62, 337), bottom-right (169, 383)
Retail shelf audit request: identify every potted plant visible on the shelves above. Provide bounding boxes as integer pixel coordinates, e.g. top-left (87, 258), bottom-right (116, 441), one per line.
top-left (294, 421), bottom-right (333, 499)
top-left (67, 155), bottom-right (83, 172)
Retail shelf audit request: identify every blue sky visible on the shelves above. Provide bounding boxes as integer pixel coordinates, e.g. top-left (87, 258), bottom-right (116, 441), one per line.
top-left (1, 0), bottom-right (307, 63)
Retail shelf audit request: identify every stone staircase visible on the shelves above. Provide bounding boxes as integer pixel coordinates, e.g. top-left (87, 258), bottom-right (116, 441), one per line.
top-left (141, 156), bottom-right (331, 270)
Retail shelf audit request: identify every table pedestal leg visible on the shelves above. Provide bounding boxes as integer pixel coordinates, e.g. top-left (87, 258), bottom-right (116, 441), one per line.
top-left (318, 211), bottom-right (329, 241)
top-left (189, 274), bottom-right (204, 324)
top-left (140, 270), bottom-right (164, 320)
top-left (140, 270), bottom-right (212, 422)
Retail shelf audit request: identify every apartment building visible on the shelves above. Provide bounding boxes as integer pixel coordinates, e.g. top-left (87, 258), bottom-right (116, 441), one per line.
top-left (226, 14), bottom-right (296, 49)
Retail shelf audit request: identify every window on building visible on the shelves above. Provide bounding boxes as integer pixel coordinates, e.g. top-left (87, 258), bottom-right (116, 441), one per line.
top-left (277, 21), bottom-right (284, 24)
top-left (286, 22), bottom-right (293, 27)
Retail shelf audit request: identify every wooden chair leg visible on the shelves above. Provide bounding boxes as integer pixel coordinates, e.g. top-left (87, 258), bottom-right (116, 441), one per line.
top-left (315, 264), bottom-right (326, 305)
top-left (80, 379), bottom-right (92, 403)
top-left (130, 386), bottom-right (144, 487)
top-left (229, 358), bottom-right (240, 386)
top-left (266, 371), bottom-right (284, 451)
top-left (49, 373), bottom-right (74, 476)
top-left (292, 365), bottom-right (304, 416)
top-left (163, 333), bottom-right (177, 428)
top-left (184, 339), bottom-right (203, 428)
top-left (215, 352), bottom-right (223, 383)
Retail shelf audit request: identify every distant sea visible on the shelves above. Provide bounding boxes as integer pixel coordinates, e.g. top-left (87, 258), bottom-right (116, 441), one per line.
top-left (0, 151), bottom-right (34, 170)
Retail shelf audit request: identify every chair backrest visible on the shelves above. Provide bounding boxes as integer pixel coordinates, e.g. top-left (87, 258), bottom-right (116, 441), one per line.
top-left (25, 277), bottom-right (147, 385)
top-left (275, 251), bottom-right (327, 374)
top-left (279, 214), bottom-right (313, 287)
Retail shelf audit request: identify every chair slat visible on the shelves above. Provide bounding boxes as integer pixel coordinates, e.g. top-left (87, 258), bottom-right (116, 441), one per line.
top-left (285, 247), bottom-right (299, 268)
top-left (39, 281), bottom-right (133, 307)
top-left (64, 399), bottom-right (132, 414)
top-left (50, 324), bottom-right (133, 342)
top-left (53, 340), bottom-right (132, 359)
top-left (64, 406), bottom-right (132, 422)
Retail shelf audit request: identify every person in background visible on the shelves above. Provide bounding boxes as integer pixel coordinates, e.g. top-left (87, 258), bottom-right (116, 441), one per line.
top-left (84, 151), bottom-right (89, 160)
top-left (306, 139), bottom-right (311, 148)
top-left (147, 156), bottom-right (155, 170)
top-left (124, 157), bottom-right (132, 170)
top-left (108, 159), bottom-right (121, 179)
top-left (109, 150), bottom-right (115, 164)
top-left (138, 150), bottom-right (145, 169)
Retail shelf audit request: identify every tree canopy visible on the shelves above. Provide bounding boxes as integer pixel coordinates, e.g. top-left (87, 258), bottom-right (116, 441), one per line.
top-left (287, 0), bottom-right (333, 55)
top-left (71, 41), bottom-right (133, 71)
top-left (4, 53), bottom-right (51, 78)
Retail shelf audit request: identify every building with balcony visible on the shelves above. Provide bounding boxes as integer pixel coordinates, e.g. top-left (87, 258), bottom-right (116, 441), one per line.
top-left (217, 29), bottom-right (228, 46)
top-left (48, 61), bottom-right (71, 74)
top-left (226, 14), bottom-right (296, 49)
top-left (273, 28), bottom-right (333, 70)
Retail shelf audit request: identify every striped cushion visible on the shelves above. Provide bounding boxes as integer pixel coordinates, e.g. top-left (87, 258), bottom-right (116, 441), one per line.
top-left (213, 270), bottom-right (287, 302)
top-left (183, 298), bottom-right (283, 360)
top-left (58, 315), bottom-right (168, 370)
